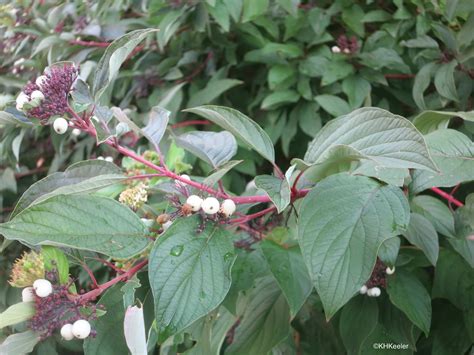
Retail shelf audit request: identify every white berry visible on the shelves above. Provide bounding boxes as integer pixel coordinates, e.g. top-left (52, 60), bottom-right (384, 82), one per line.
top-left (72, 319), bottom-right (91, 339)
top-left (162, 220), bottom-right (173, 231)
top-left (53, 117), bottom-right (68, 135)
top-left (33, 279), bottom-right (53, 298)
top-left (35, 75), bottom-right (47, 88)
top-left (141, 218), bottom-right (154, 227)
top-left (105, 156), bottom-right (114, 162)
top-left (220, 199), bottom-right (236, 217)
top-left (60, 323), bottom-right (75, 341)
top-left (331, 46), bottom-right (341, 53)
top-left (16, 92), bottom-right (29, 110)
top-left (30, 90), bottom-right (44, 101)
top-left (175, 174), bottom-right (191, 187)
top-left (367, 287), bottom-right (381, 297)
top-left (343, 48), bottom-right (351, 54)
top-left (22, 287), bottom-right (35, 302)
top-left (186, 195), bottom-right (203, 212)
top-left (71, 128), bottom-right (81, 136)
top-left (97, 156), bottom-right (104, 160)
top-left (359, 285), bottom-right (368, 295)
top-left (386, 266), bottom-right (395, 275)
top-left (201, 197), bottom-right (220, 215)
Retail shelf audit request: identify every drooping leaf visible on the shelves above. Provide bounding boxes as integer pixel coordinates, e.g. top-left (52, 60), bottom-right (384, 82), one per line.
top-left (148, 215), bottom-right (235, 342)
top-left (315, 95), bottom-right (351, 117)
top-left (413, 62), bottom-right (437, 110)
top-left (84, 285), bottom-right (127, 355)
top-left (386, 270), bottom-right (432, 336)
top-left (41, 246), bottom-right (70, 285)
top-left (187, 79), bottom-right (243, 108)
top-left (378, 237), bottom-right (401, 266)
top-left (339, 296), bottom-right (379, 355)
top-left (413, 110), bottom-right (474, 134)
top-left (298, 173), bottom-right (410, 318)
top-left (0, 302), bottom-right (35, 329)
top-left (434, 60), bottom-right (458, 102)
top-left (410, 129), bottom-right (474, 193)
top-left (93, 29), bottom-right (158, 100)
top-left (451, 194), bottom-right (474, 267)
top-left (0, 195), bottom-right (149, 259)
top-left (411, 195), bottom-right (455, 237)
top-left (254, 175), bottom-right (291, 213)
top-left (124, 305), bottom-right (147, 355)
top-left (403, 213), bottom-right (439, 266)
top-left (203, 160), bottom-right (243, 187)
top-left (184, 105), bottom-right (275, 163)
top-left (260, 240), bottom-right (312, 317)
top-left (303, 107), bottom-right (437, 172)
top-left (174, 131), bottom-right (237, 168)
top-left (0, 330), bottom-right (40, 354)
top-left (226, 276), bottom-right (291, 355)
top-left (12, 159), bottom-right (124, 217)
top-left (142, 106), bottom-right (171, 147)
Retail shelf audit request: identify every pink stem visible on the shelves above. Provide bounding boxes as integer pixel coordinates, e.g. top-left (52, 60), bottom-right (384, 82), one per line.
top-left (430, 187), bottom-right (464, 207)
top-left (230, 206), bottom-right (277, 224)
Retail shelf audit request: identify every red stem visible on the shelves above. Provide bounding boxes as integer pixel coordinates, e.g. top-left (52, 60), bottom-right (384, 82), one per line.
top-left (384, 73), bottom-right (415, 79)
top-left (230, 206), bottom-right (277, 224)
top-left (430, 187), bottom-right (464, 207)
top-left (76, 259), bottom-right (148, 302)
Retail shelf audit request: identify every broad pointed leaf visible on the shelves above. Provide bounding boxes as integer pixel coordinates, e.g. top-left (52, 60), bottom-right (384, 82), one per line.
top-left (413, 110), bottom-right (474, 134)
top-left (148, 215), bottom-right (235, 342)
top-left (0, 195), bottom-right (149, 259)
top-left (298, 173), bottom-right (410, 318)
top-left (183, 105), bottom-right (275, 163)
top-left (254, 175), bottom-right (291, 213)
top-left (403, 213), bottom-right (439, 266)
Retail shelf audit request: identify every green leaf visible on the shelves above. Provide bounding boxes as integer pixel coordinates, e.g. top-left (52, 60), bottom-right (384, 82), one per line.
top-left (268, 65), bottom-right (296, 90)
top-left (378, 237), bottom-right (401, 266)
top-left (403, 213), bottom-right (439, 266)
top-left (432, 249), bottom-right (474, 311)
top-left (0, 330), bottom-right (40, 354)
top-left (386, 270), bottom-right (432, 336)
top-left (71, 78), bottom-right (93, 105)
top-left (0, 302), bottom-right (35, 329)
top-left (124, 305), bottom-right (147, 355)
top-left (93, 29), bottom-right (157, 100)
top-left (352, 160), bottom-right (409, 186)
top-left (411, 195), bottom-right (455, 237)
top-left (261, 90), bottom-right (300, 110)
top-left (303, 107), bottom-right (437, 172)
top-left (339, 296), bottom-right (378, 355)
top-left (260, 240), bottom-right (312, 317)
top-left (84, 285), bottom-right (127, 355)
top-left (321, 60), bottom-right (355, 86)
top-left (157, 10), bottom-right (186, 50)
top-left (42, 246), bottom-right (69, 285)
top-left (358, 48), bottom-right (409, 72)
top-left (298, 173), bottom-right (410, 318)
top-left (342, 76), bottom-right (371, 109)
top-left (12, 159), bottom-right (124, 217)
top-left (451, 195), bottom-right (474, 267)
top-left (254, 175), bottom-right (291, 213)
top-left (188, 79), bottom-right (242, 108)
top-left (226, 276), bottom-right (290, 355)
top-left (148, 215), bottom-right (235, 342)
top-left (434, 60), bottom-right (459, 102)
top-left (410, 129), bottom-right (474, 193)
top-left (242, 0), bottom-right (269, 22)
top-left (174, 131), bottom-right (237, 168)
top-left (315, 95), bottom-right (351, 117)
top-left (342, 5), bottom-right (365, 36)
top-left (401, 35), bottom-right (439, 48)
top-left (142, 106), bottom-right (171, 148)
top-left (413, 62), bottom-right (437, 110)
top-left (412, 110), bottom-right (474, 134)
top-left (203, 160), bottom-right (243, 187)
top-left (184, 105), bottom-right (275, 163)
top-left (276, 0), bottom-right (300, 17)
top-left (0, 195), bottom-right (149, 259)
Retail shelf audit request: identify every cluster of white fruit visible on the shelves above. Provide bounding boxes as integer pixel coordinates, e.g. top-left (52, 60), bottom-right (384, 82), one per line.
top-left (60, 319), bottom-right (91, 340)
top-left (16, 90), bottom-right (45, 111)
top-left (359, 285), bottom-right (381, 297)
top-left (186, 195), bottom-right (236, 217)
top-left (21, 279), bottom-right (53, 301)
top-left (331, 46), bottom-right (351, 54)
top-left (97, 156), bottom-right (114, 162)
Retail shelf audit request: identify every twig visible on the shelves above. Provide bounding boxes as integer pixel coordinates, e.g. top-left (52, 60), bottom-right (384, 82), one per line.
top-left (430, 187), bottom-right (464, 207)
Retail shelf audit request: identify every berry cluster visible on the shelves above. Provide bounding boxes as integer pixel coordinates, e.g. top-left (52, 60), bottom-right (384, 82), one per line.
top-left (17, 63), bottom-right (78, 123)
top-left (359, 259), bottom-right (395, 298)
top-left (185, 195), bottom-right (236, 217)
top-left (23, 277), bottom-right (97, 340)
top-left (331, 35), bottom-right (359, 54)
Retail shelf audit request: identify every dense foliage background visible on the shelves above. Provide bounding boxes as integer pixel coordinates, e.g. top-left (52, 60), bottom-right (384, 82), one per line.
top-left (0, 0), bottom-right (473, 354)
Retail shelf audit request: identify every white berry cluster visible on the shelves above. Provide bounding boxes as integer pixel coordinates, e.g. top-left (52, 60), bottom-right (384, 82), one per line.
top-left (360, 285), bottom-right (381, 297)
top-left (186, 195), bottom-right (236, 217)
top-left (331, 46), bottom-right (351, 54)
top-left (22, 279), bottom-right (54, 301)
top-left (60, 319), bottom-right (91, 340)
top-left (15, 89), bottom-right (45, 112)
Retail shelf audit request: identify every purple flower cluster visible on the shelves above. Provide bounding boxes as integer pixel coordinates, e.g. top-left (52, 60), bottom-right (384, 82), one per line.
top-left (366, 258), bottom-right (388, 289)
top-left (336, 35), bottom-right (359, 54)
top-left (22, 63), bottom-right (78, 123)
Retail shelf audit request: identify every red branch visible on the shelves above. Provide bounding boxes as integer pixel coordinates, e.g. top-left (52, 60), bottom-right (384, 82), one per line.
top-left (76, 259), bottom-right (148, 302)
top-left (430, 187), bottom-right (464, 207)
top-left (384, 73), bottom-right (415, 79)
